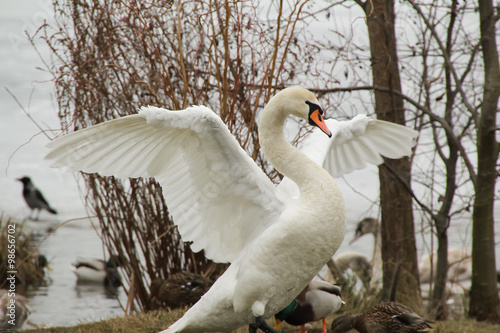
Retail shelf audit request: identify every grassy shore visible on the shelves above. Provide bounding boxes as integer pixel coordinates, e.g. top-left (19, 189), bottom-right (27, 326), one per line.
top-left (22, 308), bottom-right (499, 333)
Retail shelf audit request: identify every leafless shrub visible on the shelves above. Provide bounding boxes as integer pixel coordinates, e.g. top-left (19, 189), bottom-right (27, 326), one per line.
top-left (34, 0), bottom-right (326, 312)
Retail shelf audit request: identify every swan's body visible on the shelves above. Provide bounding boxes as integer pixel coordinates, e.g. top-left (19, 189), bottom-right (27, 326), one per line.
top-left (45, 87), bottom-right (418, 332)
top-left (418, 247), bottom-right (471, 285)
top-left (351, 219), bottom-right (472, 287)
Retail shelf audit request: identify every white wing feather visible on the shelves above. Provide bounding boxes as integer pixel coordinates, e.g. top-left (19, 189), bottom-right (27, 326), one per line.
top-left (276, 115), bottom-right (418, 199)
top-left (47, 109), bottom-right (417, 263)
top-left (46, 106), bottom-right (282, 263)
top-left (301, 115), bottom-right (418, 177)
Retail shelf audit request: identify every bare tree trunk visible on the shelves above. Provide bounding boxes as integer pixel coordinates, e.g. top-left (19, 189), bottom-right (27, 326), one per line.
top-left (355, 0), bottom-right (421, 308)
top-left (429, 1), bottom-right (459, 318)
top-left (469, 0), bottom-right (500, 322)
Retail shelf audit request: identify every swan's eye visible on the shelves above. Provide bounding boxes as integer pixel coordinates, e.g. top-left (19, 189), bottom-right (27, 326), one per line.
top-left (305, 101), bottom-right (323, 115)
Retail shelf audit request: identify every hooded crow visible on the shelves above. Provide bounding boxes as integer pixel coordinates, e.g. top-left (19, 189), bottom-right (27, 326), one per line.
top-left (17, 176), bottom-right (57, 220)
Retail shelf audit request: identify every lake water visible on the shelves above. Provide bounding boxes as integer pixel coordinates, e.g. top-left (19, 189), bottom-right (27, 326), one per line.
top-left (0, 0), bottom-right (498, 329)
top-left (20, 220), bottom-right (127, 327)
top-left (0, 0), bottom-right (127, 327)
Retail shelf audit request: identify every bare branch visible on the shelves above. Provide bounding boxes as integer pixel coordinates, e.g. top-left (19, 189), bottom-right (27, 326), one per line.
top-left (318, 85), bottom-right (478, 185)
top-left (407, 0), bottom-right (477, 116)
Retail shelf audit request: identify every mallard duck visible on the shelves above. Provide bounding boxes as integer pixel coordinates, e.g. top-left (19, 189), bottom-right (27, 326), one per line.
top-left (72, 256), bottom-right (122, 288)
top-left (37, 254), bottom-right (52, 276)
top-left (275, 280), bottom-right (344, 333)
top-left (13, 254), bottom-right (52, 286)
top-left (0, 289), bottom-right (31, 329)
top-left (46, 87), bottom-right (418, 333)
top-left (331, 302), bottom-right (433, 333)
top-left (150, 272), bottom-right (214, 309)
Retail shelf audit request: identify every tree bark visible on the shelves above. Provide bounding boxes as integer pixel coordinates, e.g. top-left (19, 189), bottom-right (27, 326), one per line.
top-left (469, 0), bottom-right (500, 322)
top-left (356, 0), bottom-right (421, 308)
top-left (429, 0), bottom-right (459, 318)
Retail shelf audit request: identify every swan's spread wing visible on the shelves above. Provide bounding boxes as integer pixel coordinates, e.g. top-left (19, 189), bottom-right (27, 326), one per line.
top-left (305, 115), bottom-right (418, 177)
top-left (46, 106), bottom-right (282, 263)
top-left (279, 114), bottom-right (418, 193)
top-left (276, 115), bottom-right (417, 200)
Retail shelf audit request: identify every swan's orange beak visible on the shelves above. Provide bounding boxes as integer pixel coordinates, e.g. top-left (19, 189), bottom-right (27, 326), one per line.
top-left (309, 110), bottom-right (332, 137)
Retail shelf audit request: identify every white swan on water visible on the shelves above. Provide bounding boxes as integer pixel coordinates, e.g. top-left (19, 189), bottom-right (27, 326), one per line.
top-left (45, 87), bottom-right (418, 332)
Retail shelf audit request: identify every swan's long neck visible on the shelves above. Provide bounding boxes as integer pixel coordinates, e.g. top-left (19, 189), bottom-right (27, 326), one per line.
top-left (258, 101), bottom-right (328, 191)
top-left (370, 224), bottom-right (383, 286)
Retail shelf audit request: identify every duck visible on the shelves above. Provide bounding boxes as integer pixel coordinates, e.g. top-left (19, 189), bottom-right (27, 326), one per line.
top-left (330, 302), bottom-right (434, 333)
top-left (274, 280), bottom-right (344, 333)
top-left (11, 254), bottom-right (52, 286)
top-left (17, 176), bottom-right (57, 220)
top-left (32, 254), bottom-right (52, 284)
top-left (0, 289), bottom-right (31, 329)
top-left (150, 272), bottom-right (214, 309)
top-left (45, 87), bottom-right (418, 333)
top-left (37, 254), bottom-right (52, 275)
top-left (72, 256), bottom-right (122, 288)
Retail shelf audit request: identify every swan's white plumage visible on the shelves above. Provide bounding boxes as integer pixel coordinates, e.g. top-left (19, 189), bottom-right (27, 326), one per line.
top-left (302, 115), bottom-right (418, 177)
top-left (45, 88), bottom-right (418, 333)
top-left (47, 106), bottom-right (281, 263)
top-left (276, 115), bottom-right (418, 200)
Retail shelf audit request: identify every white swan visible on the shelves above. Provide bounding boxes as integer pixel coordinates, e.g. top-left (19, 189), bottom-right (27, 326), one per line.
top-left (419, 247), bottom-right (472, 285)
top-left (45, 87), bottom-right (418, 332)
top-left (351, 218), bottom-right (472, 288)
top-left (349, 217), bottom-right (383, 288)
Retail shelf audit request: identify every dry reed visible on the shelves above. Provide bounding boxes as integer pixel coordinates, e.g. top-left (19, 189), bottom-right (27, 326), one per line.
top-left (34, 0), bottom-right (318, 312)
top-left (0, 215), bottom-right (49, 289)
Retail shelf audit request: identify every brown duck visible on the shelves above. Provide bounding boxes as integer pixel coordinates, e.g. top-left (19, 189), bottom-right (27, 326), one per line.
top-left (150, 272), bottom-right (213, 309)
top-left (331, 302), bottom-right (433, 333)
